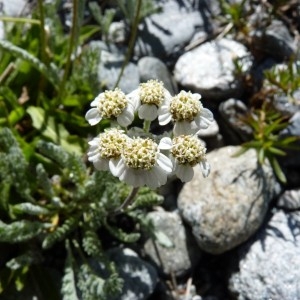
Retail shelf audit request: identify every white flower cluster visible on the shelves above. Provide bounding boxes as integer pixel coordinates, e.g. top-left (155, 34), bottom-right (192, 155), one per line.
top-left (85, 80), bottom-right (214, 189)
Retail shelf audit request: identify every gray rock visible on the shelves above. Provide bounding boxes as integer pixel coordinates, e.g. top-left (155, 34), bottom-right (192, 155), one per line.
top-left (178, 146), bottom-right (281, 254)
top-left (174, 38), bottom-right (252, 101)
top-left (277, 189), bottom-right (300, 210)
top-left (138, 56), bottom-right (178, 95)
top-left (0, 0), bottom-right (30, 40)
top-left (229, 210), bottom-right (300, 300)
top-left (279, 111), bottom-right (300, 172)
top-left (144, 210), bottom-right (201, 277)
top-left (0, 0), bottom-right (29, 15)
top-left (218, 98), bottom-right (252, 144)
top-left (134, 0), bottom-right (208, 60)
top-left (98, 50), bottom-right (140, 94)
top-left (273, 89), bottom-right (300, 118)
top-left (90, 248), bottom-right (158, 300)
top-left (251, 19), bottom-right (296, 61)
top-left (197, 120), bottom-right (219, 138)
top-left (107, 21), bottom-right (127, 44)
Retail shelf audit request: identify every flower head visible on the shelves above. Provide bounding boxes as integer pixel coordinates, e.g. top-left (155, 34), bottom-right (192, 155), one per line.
top-left (127, 80), bottom-right (172, 121)
top-left (85, 88), bottom-right (135, 127)
top-left (160, 135), bottom-right (210, 182)
top-left (158, 90), bottom-right (213, 135)
top-left (110, 137), bottom-right (173, 189)
top-left (87, 128), bottom-right (127, 171)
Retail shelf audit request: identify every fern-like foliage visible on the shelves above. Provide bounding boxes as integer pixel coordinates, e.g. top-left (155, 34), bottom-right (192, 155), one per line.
top-left (6, 250), bottom-right (41, 271)
top-left (61, 241), bottom-right (80, 300)
top-left (42, 216), bottom-right (80, 249)
top-left (0, 127), bottom-right (34, 204)
top-left (0, 220), bottom-right (49, 243)
top-left (0, 127), bottom-right (164, 299)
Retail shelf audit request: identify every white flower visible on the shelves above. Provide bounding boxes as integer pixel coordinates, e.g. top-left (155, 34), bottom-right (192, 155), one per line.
top-left (85, 88), bottom-right (135, 127)
top-left (160, 135), bottom-right (210, 182)
top-left (158, 90), bottom-right (213, 135)
top-left (110, 137), bottom-right (173, 189)
top-left (127, 79), bottom-right (172, 121)
top-left (87, 128), bottom-right (128, 171)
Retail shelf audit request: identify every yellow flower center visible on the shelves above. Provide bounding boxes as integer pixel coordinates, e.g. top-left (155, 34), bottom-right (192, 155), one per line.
top-left (139, 80), bottom-right (165, 106)
top-left (171, 135), bottom-right (206, 166)
top-left (170, 91), bottom-right (202, 121)
top-left (97, 88), bottom-right (127, 118)
top-left (98, 129), bottom-right (127, 159)
top-left (123, 138), bottom-right (158, 170)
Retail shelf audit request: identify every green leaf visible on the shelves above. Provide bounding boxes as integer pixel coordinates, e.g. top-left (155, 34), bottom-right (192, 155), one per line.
top-left (27, 106), bottom-right (82, 154)
top-left (231, 146), bottom-right (249, 157)
top-left (268, 146), bottom-right (286, 156)
top-left (79, 25), bottom-right (101, 44)
top-left (42, 217), bottom-right (79, 249)
top-left (0, 39), bottom-right (60, 90)
top-left (11, 202), bottom-right (51, 216)
top-left (103, 219), bottom-right (140, 243)
top-left (88, 1), bottom-right (103, 24)
top-left (6, 251), bottom-right (39, 270)
top-left (280, 136), bottom-right (300, 145)
top-left (258, 148), bottom-right (265, 164)
top-left (26, 106), bottom-right (48, 130)
top-left (242, 140), bottom-right (263, 149)
top-left (269, 156), bottom-right (286, 184)
top-left (8, 107), bottom-right (25, 126)
top-left (0, 220), bottom-right (50, 243)
top-left (154, 230), bottom-right (174, 248)
top-left (61, 241), bottom-right (79, 300)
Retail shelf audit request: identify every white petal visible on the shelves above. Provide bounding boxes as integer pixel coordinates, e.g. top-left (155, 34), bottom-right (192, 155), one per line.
top-left (201, 108), bottom-right (214, 122)
top-left (192, 93), bottom-right (201, 101)
top-left (158, 137), bottom-right (173, 150)
top-left (110, 158), bottom-right (126, 177)
top-left (164, 89), bottom-right (172, 100)
top-left (158, 112), bottom-right (172, 126)
top-left (88, 138), bottom-right (100, 147)
top-left (88, 152), bottom-right (101, 162)
top-left (173, 121), bottom-right (195, 136)
top-left (85, 108), bottom-right (102, 126)
top-left (157, 153), bottom-right (173, 173)
top-left (145, 169), bottom-right (160, 189)
top-left (117, 106), bottom-right (134, 127)
top-left (121, 169), bottom-right (142, 187)
top-left (200, 160), bottom-right (210, 178)
top-left (93, 158), bottom-right (109, 171)
top-left (108, 158), bottom-right (122, 176)
top-left (87, 144), bottom-right (98, 153)
top-left (90, 94), bottom-right (102, 106)
top-left (127, 89), bottom-right (140, 110)
top-left (175, 164), bottom-right (194, 182)
top-left (138, 104), bottom-right (158, 121)
top-left (152, 165), bottom-right (168, 186)
top-left (134, 170), bottom-right (147, 187)
top-left (194, 109), bottom-right (213, 129)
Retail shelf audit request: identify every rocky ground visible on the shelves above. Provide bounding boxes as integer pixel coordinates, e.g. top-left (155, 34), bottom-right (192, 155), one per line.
top-left (1, 0), bottom-right (300, 299)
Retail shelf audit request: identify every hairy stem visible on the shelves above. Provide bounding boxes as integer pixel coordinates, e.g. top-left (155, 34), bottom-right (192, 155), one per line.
top-left (114, 0), bottom-right (142, 88)
top-left (59, 0), bottom-right (79, 99)
top-left (113, 186), bottom-right (139, 215)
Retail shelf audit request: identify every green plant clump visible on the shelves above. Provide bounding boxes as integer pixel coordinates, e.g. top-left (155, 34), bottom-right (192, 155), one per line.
top-left (0, 127), bottom-right (163, 299)
top-left (234, 103), bottom-right (299, 184)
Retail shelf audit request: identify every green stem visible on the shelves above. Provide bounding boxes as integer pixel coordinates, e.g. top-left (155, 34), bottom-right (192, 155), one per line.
top-left (113, 0), bottom-right (142, 88)
top-left (37, 0), bottom-right (48, 106)
top-left (0, 16), bottom-right (41, 25)
top-left (37, 0), bottom-right (47, 66)
top-left (59, 0), bottom-right (79, 99)
top-left (143, 120), bottom-right (151, 133)
top-left (113, 186), bottom-right (139, 215)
